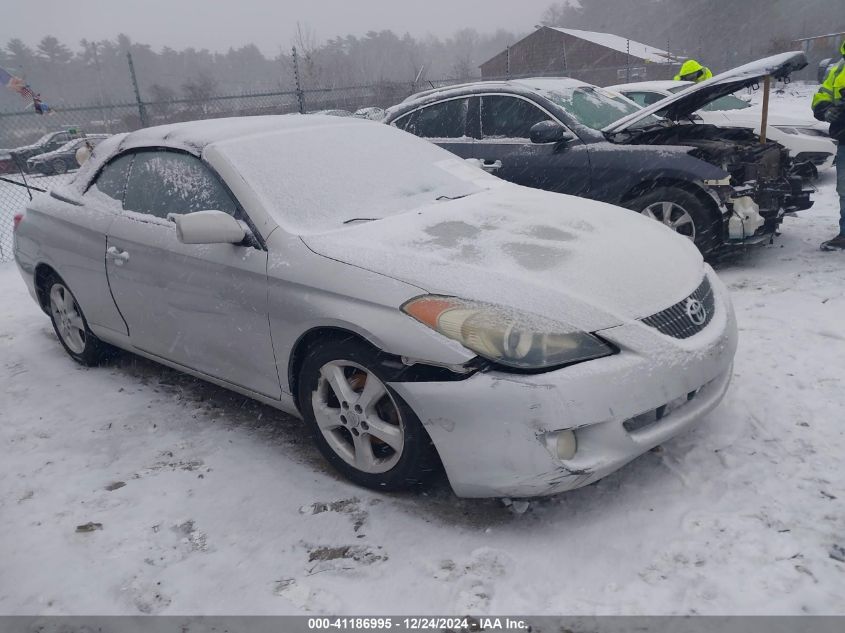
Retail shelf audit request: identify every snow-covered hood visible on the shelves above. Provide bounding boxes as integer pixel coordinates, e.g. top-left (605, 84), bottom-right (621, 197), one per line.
top-left (301, 186), bottom-right (706, 331)
top-left (605, 51), bottom-right (808, 132)
top-left (720, 110), bottom-right (824, 129)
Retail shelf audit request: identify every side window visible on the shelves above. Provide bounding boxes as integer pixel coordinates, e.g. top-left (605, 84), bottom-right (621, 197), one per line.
top-left (123, 151), bottom-right (237, 219)
top-left (86, 153), bottom-right (134, 206)
top-left (405, 98), bottom-right (468, 138)
top-left (393, 112), bottom-right (414, 132)
top-left (46, 134), bottom-right (65, 150)
top-left (625, 91), bottom-right (664, 107)
top-left (480, 96), bottom-right (551, 139)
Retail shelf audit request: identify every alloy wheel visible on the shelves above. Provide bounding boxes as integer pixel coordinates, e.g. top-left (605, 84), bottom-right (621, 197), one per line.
top-left (311, 360), bottom-right (405, 474)
top-left (49, 283), bottom-right (86, 354)
top-left (642, 201), bottom-right (696, 241)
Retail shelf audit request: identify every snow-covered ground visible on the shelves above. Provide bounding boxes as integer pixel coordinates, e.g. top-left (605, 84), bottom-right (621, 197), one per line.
top-left (748, 80), bottom-right (821, 120)
top-left (1, 126), bottom-right (844, 616)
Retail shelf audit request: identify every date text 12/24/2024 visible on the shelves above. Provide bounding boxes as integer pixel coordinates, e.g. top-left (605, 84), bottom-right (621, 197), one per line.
top-left (307, 617), bottom-right (530, 631)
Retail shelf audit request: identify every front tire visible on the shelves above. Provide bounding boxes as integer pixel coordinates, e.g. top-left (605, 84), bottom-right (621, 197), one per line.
top-left (45, 274), bottom-right (114, 366)
top-left (625, 186), bottom-right (721, 257)
top-left (298, 339), bottom-right (440, 491)
top-left (52, 158), bottom-right (68, 175)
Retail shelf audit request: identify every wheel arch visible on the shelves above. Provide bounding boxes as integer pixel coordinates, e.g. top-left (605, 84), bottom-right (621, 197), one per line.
top-left (620, 177), bottom-right (722, 213)
top-left (33, 262), bottom-right (61, 314)
top-left (288, 326), bottom-right (388, 412)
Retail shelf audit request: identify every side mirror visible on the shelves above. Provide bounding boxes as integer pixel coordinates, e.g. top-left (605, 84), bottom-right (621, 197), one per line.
top-left (530, 121), bottom-right (573, 144)
top-left (175, 210), bottom-right (246, 245)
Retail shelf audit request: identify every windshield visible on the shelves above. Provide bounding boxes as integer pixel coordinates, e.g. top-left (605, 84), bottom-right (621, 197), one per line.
top-left (540, 86), bottom-right (662, 130)
top-left (215, 121), bottom-right (493, 235)
top-left (701, 94), bottom-right (752, 111)
top-left (30, 132), bottom-right (55, 147)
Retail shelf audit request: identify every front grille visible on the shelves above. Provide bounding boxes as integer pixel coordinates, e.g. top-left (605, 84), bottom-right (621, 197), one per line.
top-left (641, 277), bottom-right (715, 339)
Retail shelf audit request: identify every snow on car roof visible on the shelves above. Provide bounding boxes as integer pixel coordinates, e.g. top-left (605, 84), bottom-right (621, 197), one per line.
top-left (69, 116), bottom-right (356, 191)
top-left (119, 114), bottom-right (354, 153)
top-left (609, 80), bottom-right (692, 93)
top-left (509, 77), bottom-right (592, 91)
top-left (389, 77), bottom-right (591, 119)
top-left (549, 28), bottom-right (681, 64)
top-left (205, 117), bottom-right (498, 235)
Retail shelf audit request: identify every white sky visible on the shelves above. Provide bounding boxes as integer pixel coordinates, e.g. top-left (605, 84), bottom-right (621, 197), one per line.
top-left (3, 0), bottom-right (555, 53)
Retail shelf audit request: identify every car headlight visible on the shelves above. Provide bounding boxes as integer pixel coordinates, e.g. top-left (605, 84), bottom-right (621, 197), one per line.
top-left (402, 295), bottom-right (614, 370)
top-left (774, 126), bottom-right (798, 135)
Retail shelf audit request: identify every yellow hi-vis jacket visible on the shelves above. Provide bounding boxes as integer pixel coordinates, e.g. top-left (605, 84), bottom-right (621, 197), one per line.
top-left (674, 59), bottom-right (713, 83)
top-left (812, 42), bottom-right (845, 141)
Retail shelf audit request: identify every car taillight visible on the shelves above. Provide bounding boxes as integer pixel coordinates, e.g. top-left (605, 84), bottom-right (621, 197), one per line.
top-left (13, 212), bottom-right (23, 231)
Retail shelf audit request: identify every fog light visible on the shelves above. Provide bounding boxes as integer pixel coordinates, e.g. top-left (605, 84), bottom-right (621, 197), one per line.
top-left (555, 430), bottom-right (577, 460)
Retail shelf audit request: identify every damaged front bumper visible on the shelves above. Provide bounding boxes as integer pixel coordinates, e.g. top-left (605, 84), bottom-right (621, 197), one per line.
top-left (705, 176), bottom-right (814, 246)
top-left (388, 269), bottom-right (738, 499)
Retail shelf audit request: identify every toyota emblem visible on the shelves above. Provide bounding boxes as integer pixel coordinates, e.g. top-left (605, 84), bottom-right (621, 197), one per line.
top-left (685, 298), bottom-right (707, 326)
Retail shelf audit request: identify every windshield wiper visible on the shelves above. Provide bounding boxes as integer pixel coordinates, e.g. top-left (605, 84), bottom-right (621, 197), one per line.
top-left (342, 217), bottom-right (380, 224)
top-left (436, 193), bottom-right (472, 201)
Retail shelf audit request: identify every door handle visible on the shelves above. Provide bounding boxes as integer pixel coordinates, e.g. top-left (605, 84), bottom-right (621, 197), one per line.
top-left (481, 159), bottom-right (502, 173)
top-left (106, 246), bottom-right (130, 265)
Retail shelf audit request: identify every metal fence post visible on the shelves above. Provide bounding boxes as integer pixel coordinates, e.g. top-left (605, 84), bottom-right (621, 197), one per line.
top-left (292, 47), bottom-right (306, 114)
top-left (626, 39), bottom-right (631, 82)
top-left (126, 51), bottom-right (148, 128)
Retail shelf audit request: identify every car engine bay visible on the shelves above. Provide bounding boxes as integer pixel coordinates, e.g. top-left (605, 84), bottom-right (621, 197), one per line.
top-left (614, 123), bottom-right (814, 243)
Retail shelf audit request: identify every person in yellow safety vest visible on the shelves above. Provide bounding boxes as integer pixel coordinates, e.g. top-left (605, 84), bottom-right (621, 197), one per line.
top-left (674, 59), bottom-right (713, 83)
top-left (813, 40), bottom-right (845, 251)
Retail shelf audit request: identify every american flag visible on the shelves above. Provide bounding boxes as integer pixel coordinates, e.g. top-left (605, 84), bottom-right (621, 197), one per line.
top-left (0, 65), bottom-right (50, 114)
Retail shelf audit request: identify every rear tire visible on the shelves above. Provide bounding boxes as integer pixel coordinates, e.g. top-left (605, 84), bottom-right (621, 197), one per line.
top-left (44, 273), bottom-right (115, 366)
top-left (625, 186), bottom-right (722, 257)
top-left (298, 338), bottom-right (440, 491)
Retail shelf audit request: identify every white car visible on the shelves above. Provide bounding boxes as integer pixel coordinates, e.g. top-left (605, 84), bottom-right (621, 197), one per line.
top-left (13, 115), bottom-right (737, 498)
top-left (609, 79), bottom-right (836, 172)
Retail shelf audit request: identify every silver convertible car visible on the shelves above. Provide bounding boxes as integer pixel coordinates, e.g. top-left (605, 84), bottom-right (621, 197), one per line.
top-left (13, 115), bottom-right (737, 498)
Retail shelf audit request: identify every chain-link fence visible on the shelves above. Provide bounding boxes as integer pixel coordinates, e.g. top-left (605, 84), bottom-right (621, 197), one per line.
top-left (0, 57), bottom-right (681, 261)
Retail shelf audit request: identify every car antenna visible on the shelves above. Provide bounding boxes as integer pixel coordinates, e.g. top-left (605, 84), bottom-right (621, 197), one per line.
top-left (0, 154), bottom-right (47, 201)
top-left (13, 158), bottom-right (34, 201)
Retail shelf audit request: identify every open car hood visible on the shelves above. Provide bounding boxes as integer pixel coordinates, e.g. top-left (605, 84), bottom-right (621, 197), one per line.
top-left (604, 51), bottom-right (808, 133)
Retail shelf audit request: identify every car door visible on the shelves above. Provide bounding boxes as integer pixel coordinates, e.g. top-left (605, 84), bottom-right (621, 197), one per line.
top-left (41, 154), bottom-right (131, 338)
top-left (392, 96), bottom-right (476, 159)
top-left (105, 149), bottom-right (281, 399)
top-left (467, 94), bottom-right (592, 196)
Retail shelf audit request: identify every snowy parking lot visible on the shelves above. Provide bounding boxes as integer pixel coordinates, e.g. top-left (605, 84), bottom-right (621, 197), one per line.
top-left (1, 172), bottom-right (843, 615)
top-left (1, 96), bottom-right (844, 614)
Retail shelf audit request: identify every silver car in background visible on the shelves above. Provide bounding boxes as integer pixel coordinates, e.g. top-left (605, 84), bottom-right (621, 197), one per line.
top-left (13, 115), bottom-right (737, 498)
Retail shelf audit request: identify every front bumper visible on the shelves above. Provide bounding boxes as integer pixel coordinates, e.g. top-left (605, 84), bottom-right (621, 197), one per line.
top-left (389, 270), bottom-right (738, 498)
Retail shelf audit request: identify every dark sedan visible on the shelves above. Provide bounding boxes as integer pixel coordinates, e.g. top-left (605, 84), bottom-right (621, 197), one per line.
top-left (26, 135), bottom-right (109, 175)
top-left (383, 53), bottom-right (812, 257)
top-left (8, 129), bottom-right (86, 173)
